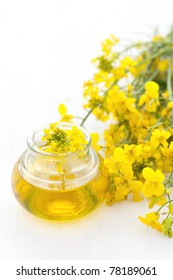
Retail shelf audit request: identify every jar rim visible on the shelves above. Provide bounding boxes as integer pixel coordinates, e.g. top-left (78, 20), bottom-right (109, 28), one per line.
top-left (27, 122), bottom-right (91, 158)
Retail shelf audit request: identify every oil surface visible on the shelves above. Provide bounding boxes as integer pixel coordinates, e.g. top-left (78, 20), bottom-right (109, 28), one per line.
top-left (12, 158), bottom-right (109, 220)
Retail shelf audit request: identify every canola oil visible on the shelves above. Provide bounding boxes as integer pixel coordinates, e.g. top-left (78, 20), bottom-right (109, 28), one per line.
top-left (11, 157), bottom-right (109, 221)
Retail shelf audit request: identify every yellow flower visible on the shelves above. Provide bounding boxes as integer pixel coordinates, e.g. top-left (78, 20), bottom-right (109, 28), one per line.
top-left (150, 129), bottom-right (171, 148)
top-left (169, 141), bottom-right (173, 151)
top-left (156, 195), bottom-right (167, 206)
top-left (140, 144), bottom-right (152, 159)
top-left (104, 157), bottom-right (117, 173)
top-left (145, 81), bottom-right (159, 92)
top-left (106, 176), bottom-right (128, 205)
top-left (152, 35), bottom-right (163, 42)
top-left (93, 107), bottom-right (109, 122)
top-left (90, 133), bottom-right (101, 151)
top-left (104, 124), bottom-right (127, 155)
top-left (139, 212), bottom-right (163, 232)
top-left (142, 167), bottom-right (165, 198)
top-left (104, 147), bottom-right (133, 180)
top-left (58, 103), bottom-right (67, 116)
top-left (112, 148), bottom-right (129, 176)
top-left (168, 101), bottom-right (173, 108)
top-left (66, 126), bottom-right (88, 152)
top-left (157, 59), bottom-right (168, 72)
top-left (124, 144), bottom-right (142, 163)
top-left (138, 81), bottom-right (160, 112)
top-left (125, 98), bottom-right (136, 112)
top-left (120, 57), bottom-right (137, 74)
top-left (58, 104), bottom-right (73, 122)
top-left (148, 195), bottom-right (167, 209)
top-left (129, 180), bottom-right (143, 202)
top-left (107, 189), bottom-right (126, 204)
top-left (106, 88), bottom-right (137, 117)
top-left (113, 147), bottom-right (126, 162)
top-left (161, 101), bottom-right (173, 117)
top-left (94, 70), bottom-right (109, 83)
top-left (101, 35), bottom-right (119, 55)
top-left (119, 161), bottom-right (133, 181)
top-left (115, 177), bottom-right (129, 196)
top-left (41, 124), bottom-right (88, 153)
top-left (112, 66), bottom-right (126, 80)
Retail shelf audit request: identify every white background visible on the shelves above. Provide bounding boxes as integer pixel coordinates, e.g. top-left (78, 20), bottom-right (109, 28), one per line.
top-left (0, 0), bottom-right (173, 260)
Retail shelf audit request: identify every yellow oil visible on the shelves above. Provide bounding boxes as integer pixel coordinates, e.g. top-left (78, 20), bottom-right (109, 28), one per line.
top-left (12, 158), bottom-right (109, 220)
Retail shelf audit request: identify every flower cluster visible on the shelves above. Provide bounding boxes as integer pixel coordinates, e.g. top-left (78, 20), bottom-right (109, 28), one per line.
top-left (81, 28), bottom-right (173, 237)
top-left (40, 105), bottom-right (88, 153)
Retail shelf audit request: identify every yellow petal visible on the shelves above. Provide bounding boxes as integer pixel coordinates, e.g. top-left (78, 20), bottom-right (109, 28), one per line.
top-left (138, 95), bottom-right (146, 106)
top-left (150, 135), bottom-right (160, 148)
top-left (170, 142), bottom-right (173, 149)
top-left (142, 182), bottom-right (154, 198)
top-left (146, 212), bottom-right (159, 222)
top-left (138, 216), bottom-right (150, 226)
top-left (156, 196), bottom-right (167, 206)
top-left (152, 222), bottom-right (163, 232)
top-left (135, 145), bottom-right (142, 156)
top-left (152, 129), bottom-right (161, 136)
top-left (154, 169), bottom-right (165, 182)
top-left (160, 139), bottom-right (169, 148)
top-left (131, 191), bottom-right (143, 202)
top-left (91, 133), bottom-right (101, 151)
top-left (104, 157), bottom-right (116, 173)
top-left (90, 133), bottom-right (99, 144)
top-left (145, 81), bottom-right (159, 92)
top-left (168, 101), bottom-right (173, 108)
top-left (117, 184), bottom-right (129, 195)
top-left (142, 167), bottom-right (154, 180)
top-left (119, 162), bottom-right (133, 181)
top-left (154, 183), bottom-right (165, 196)
top-left (114, 147), bottom-right (126, 162)
top-left (147, 91), bottom-right (159, 99)
top-left (146, 102), bottom-right (157, 112)
top-left (129, 180), bottom-right (143, 192)
top-left (58, 103), bottom-right (67, 117)
top-left (163, 131), bottom-right (171, 139)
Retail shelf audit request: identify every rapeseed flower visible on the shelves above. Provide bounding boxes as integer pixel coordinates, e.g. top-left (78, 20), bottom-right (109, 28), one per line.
top-left (139, 212), bottom-right (163, 232)
top-left (150, 129), bottom-right (171, 148)
top-left (142, 167), bottom-right (165, 198)
top-left (41, 124), bottom-right (88, 153)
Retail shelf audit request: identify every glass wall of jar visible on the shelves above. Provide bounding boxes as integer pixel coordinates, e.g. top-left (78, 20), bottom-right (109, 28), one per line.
top-left (11, 122), bottom-right (109, 220)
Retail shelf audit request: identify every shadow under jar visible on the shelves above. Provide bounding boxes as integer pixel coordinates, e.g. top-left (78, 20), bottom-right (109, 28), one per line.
top-left (11, 123), bottom-right (109, 220)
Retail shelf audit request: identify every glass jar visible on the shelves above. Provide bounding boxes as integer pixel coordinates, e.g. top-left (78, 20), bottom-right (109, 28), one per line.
top-left (11, 122), bottom-right (109, 220)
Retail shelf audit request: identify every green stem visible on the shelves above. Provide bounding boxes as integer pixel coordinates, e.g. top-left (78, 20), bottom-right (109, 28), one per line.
top-left (137, 45), bottom-right (171, 67)
top-left (157, 199), bottom-right (173, 214)
top-left (103, 80), bottom-right (117, 99)
top-left (80, 108), bottom-right (94, 126)
top-left (167, 60), bottom-right (173, 121)
top-left (167, 61), bottom-right (173, 102)
top-left (165, 212), bottom-right (170, 220)
top-left (115, 39), bottom-right (173, 60)
top-left (166, 172), bottom-right (173, 182)
top-left (147, 120), bottom-right (163, 131)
